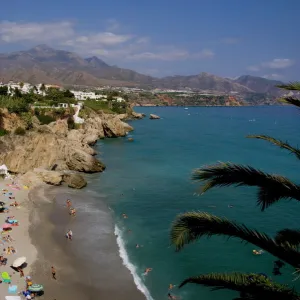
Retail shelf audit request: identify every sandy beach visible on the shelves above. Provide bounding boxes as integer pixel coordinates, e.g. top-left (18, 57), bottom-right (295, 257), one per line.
top-left (28, 185), bottom-right (145, 300)
top-left (0, 176), bottom-right (37, 299)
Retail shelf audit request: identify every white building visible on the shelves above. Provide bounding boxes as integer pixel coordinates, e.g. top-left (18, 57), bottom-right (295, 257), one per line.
top-left (71, 90), bottom-right (98, 100)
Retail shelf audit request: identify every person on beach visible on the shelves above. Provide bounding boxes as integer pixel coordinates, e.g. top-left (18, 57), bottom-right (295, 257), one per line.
top-left (143, 268), bottom-right (152, 275)
top-left (51, 266), bottom-right (56, 280)
top-left (17, 267), bottom-right (24, 277)
top-left (10, 201), bottom-right (19, 207)
top-left (69, 207), bottom-right (76, 216)
top-left (168, 293), bottom-right (177, 299)
top-left (66, 229), bottom-right (73, 240)
top-left (66, 199), bottom-right (72, 208)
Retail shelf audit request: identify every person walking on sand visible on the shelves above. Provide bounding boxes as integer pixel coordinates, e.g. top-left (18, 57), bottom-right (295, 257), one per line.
top-left (66, 229), bottom-right (73, 241)
top-left (66, 199), bottom-right (72, 208)
top-left (51, 266), bottom-right (56, 280)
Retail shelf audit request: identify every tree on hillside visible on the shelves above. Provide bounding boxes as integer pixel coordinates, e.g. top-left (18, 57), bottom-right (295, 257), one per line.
top-left (171, 83), bottom-right (300, 300)
top-left (63, 89), bottom-right (75, 98)
top-left (107, 94), bottom-right (113, 109)
top-left (40, 83), bottom-right (46, 93)
top-left (14, 87), bottom-right (22, 98)
top-left (19, 82), bottom-right (24, 89)
top-left (0, 86), bottom-right (8, 96)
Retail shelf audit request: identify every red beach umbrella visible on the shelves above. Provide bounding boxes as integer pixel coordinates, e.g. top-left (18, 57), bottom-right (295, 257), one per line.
top-left (2, 224), bottom-right (12, 229)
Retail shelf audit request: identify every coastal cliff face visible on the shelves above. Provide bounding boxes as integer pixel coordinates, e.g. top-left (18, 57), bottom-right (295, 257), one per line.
top-left (0, 112), bottom-right (133, 177)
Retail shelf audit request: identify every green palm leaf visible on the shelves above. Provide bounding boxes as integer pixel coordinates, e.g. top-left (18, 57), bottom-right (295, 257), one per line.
top-left (192, 162), bottom-right (300, 211)
top-left (275, 229), bottom-right (300, 247)
top-left (279, 97), bottom-right (300, 108)
top-left (171, 212), bottom-right (300, 268)
top-left (247, 135), bottom-right (300, 160)
top-left (277, 82), bottom-right (300, 91)
top-left (179, 272), bottom-right (299, 300)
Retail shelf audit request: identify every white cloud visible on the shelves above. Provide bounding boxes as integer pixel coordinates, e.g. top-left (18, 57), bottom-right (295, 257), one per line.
top-left (64, 32), bottom-right (133, 47)
top-left (0, 21), bottom-right (74, 43)
top-left (247, 58), bottom-right (294, 72)
top-left (0, 20), bottom-right (215, 63)
top-left (262, 74), bottom-right (283, 80)
top-left (262, 58), bottom-right (294, 69)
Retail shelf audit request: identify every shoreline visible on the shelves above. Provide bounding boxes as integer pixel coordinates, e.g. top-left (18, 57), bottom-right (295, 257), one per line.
top-left (28, 184), bottom-right (145, 300)
top-left (0, 177), bottom-right (37, 299)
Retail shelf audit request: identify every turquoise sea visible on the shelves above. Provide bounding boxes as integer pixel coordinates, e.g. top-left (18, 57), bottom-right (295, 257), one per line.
top-left (91, 106), bottom-right (300, 300)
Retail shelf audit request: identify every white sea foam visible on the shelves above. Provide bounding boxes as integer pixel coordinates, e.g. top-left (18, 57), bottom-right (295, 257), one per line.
top-left (114, 225), bottom-right (154, 300)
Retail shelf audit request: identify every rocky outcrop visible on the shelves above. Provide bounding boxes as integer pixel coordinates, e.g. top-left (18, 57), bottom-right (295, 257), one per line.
top-left (63, 173), bottom-right (87, 189)
top-left (149, 114), bottom-right (160, 120)
top-left (21, 169), bottom-right (87, 189)
top-left (0, 108), bottom-right (27, 132)
top-left (0, 112), bottom-right (133, 174)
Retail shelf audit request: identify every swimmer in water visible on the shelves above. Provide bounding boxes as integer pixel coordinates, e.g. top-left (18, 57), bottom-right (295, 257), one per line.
top-left (122, 213), bottom-right (128, 219)
top-left (169, 284), bottom-right (176, 290)
top-left (143, 268), bottom-right (152, 275)
top-left (168, 293), bottom-right (177, 299)
top-left (228, 205), bottom-right (233, 208)
top-left (136, 244), bottom-right (140, 248)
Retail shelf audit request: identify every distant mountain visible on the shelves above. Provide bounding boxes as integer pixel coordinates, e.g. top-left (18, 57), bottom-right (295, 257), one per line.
top-left (156, 72), bottom-right (252, 93)
top-left (0, 45), bottom-right (284, 95)
top-left (234, 75), bottom-right (283, 96)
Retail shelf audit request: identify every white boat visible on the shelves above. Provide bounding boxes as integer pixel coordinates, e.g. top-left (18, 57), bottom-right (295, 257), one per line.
top-left (184, 107), bottom-right (188, 110)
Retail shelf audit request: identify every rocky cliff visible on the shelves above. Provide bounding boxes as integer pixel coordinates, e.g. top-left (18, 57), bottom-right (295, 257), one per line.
top-left (0, 111), bottom-right (134, 187)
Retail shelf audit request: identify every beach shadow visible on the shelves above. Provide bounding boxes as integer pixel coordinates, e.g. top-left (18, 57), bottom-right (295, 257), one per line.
top-left (10, 262), bottom-right (28, 272)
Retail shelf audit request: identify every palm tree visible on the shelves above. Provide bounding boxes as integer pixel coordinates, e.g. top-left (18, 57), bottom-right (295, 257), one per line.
top-left (171, 83), bottom-right (300, 300)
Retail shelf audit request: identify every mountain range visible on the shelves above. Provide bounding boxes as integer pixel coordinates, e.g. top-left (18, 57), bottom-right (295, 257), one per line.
top-left (0, 44), bottom-right (284, 96)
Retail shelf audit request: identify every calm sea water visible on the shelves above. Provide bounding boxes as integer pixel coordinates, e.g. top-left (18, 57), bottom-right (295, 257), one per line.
top-left (91, 106), bottom-right (300, 300)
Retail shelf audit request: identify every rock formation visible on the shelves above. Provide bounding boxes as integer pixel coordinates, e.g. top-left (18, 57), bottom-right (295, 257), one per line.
top-left (149, 114), bottom-right (160, 120)
top-left (0, 111), bottom-right (134, 180)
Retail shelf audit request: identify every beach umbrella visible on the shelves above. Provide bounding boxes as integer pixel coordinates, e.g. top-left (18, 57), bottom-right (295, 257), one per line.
top-left (2, 224), bottom-right (12, 229)
top-left (12, 257), bottom-right (26, 268)
top-left (28, 284), bottom-right (44, 292)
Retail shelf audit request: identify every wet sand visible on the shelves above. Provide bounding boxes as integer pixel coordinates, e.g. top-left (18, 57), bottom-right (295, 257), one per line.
top-left (29, 185), bottom-right (145, 300)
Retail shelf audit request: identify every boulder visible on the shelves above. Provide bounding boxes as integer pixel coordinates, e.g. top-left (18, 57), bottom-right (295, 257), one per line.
top-left (63, 173), bottom-right (87, 189)
top-left (32, 169), bottom-right (64, 186)
top-left (102, 117), bottom-right (133, 137)
top-left (66, 148), bottom-right (105, 173)
top-left (82, 134), bottom-right (99, 146)
top-left (149, 114), bottom-right (160, 120)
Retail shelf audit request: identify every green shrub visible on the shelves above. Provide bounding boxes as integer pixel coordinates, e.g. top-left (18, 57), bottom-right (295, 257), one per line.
top-left (67, 116), bottom-right (75, 129)
top-left (0, 129), bottom-right (9, 136)
top-left (0, 96), bottom-right (29, 114)
top-left (14, 127), bottom-right (26, 136)
top-left (37, 114), bottom-right (56, 125)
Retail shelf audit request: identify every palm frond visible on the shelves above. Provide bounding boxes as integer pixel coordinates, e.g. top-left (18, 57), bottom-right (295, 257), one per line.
top-left (247, 135), bottom-right (300, 160)
top-left (192, 162), bottom-right (300, 211)
top-left (277, 82), bottom-right (300, 91)
top-left (275, 229), bottom-right (300, 247)
top-left (279, 97), bottom-right (300, 108)
top-left (171, 212), bottom-right (300, 268)
top-left (179, 273), bottom-right (299, 300)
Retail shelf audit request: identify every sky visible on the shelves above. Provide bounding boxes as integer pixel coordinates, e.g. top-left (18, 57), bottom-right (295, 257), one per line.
top-left (0, 0), bottom-right (299, 80)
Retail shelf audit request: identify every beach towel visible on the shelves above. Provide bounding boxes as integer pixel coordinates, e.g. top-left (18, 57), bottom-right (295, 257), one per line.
top-left (8, 285), bottom-right (17, 294)
top-left (5, 296), bottom-right (21, 300)
top-left (2, 272), bottom-right (11, 283)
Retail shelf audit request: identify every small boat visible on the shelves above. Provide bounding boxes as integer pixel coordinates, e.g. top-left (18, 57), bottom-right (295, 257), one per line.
top-left (184, 108), bottom-right (188, 110)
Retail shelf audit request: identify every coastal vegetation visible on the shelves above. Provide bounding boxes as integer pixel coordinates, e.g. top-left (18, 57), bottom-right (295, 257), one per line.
top-left (171, 83), bottom-right (300, 299)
